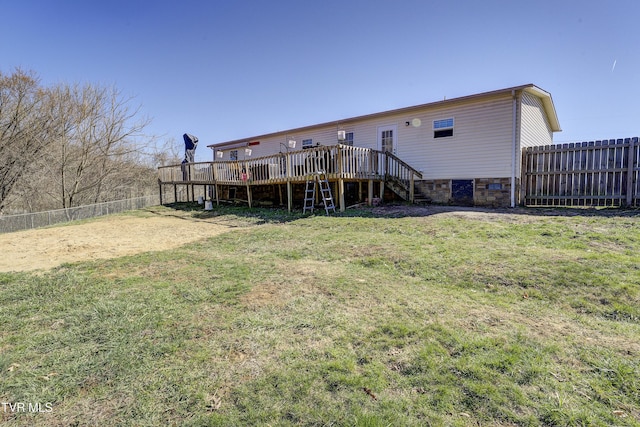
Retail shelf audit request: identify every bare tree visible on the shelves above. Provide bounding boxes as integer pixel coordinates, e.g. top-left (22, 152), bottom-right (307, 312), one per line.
top-left (151, 137), bottom-right (183, 167)
top-left (2, 70), bottom-right (158, 214)
top-left (0, 69), bottom-right (54, 213)
top-left (41, 83), bottom-right (152, 209)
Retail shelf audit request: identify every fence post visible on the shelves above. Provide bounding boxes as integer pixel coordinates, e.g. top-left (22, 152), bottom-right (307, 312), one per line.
top-left (520, 148), bottom-right (529, 206)
top-left (627, 138), bottom-right (635, 206)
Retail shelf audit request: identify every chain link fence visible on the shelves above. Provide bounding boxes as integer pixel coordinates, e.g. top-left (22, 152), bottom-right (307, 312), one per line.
top-left (0, 195), bottom-right (160, 234)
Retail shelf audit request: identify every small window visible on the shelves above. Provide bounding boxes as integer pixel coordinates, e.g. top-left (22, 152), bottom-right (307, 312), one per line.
top-left (230, 150), bottom-right (238, 160)
top-left (343, 132), bottom-right (354, 146)
top-left (488, 183), bottom-right (503, 190)
top-left (302, 139), bottom-right (314, 149)
top-left (434, 118), bottom-right (454, 138)
top-left (434, 118), bottom-right (454, 129)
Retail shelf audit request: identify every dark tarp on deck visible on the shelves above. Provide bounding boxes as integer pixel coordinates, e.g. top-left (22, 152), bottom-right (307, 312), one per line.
top-left (183, 133), bottom-right (198, 163)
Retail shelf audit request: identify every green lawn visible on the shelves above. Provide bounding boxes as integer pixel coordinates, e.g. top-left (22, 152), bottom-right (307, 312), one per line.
top-left (1, 205), bottom-right (639, 426)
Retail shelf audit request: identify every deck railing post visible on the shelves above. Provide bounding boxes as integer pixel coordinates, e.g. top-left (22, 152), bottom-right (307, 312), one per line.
top-left (385, 152), bottom-right (389, 177)
top-left (286, 152), bottom-right (292, 212)
top-left (337, 146), bottom-right (345, 211)
top-left (409, 174), bottom-right (414, 203)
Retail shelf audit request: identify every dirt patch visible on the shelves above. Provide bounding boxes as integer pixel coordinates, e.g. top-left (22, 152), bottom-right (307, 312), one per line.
top-left (0, 213), bottom-right (233, 273)
top-left (240, 281), bottom-right (289, 309)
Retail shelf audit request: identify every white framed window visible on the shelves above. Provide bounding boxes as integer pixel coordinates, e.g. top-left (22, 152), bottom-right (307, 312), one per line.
top-left (230, 150), bottom-right (238, 160)
top-left (381, 130), bottom-right (393, 151)
top-left (343, 132), bottom-right (354, 146)
top-left (433, 118), bottom-right (454, 138)
top-left (302, 138), bottom-right (314, 149)
top-left (377, 125), bottom-right (397, 154)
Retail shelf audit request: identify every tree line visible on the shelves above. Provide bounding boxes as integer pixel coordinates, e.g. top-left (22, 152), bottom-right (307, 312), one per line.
top-left (0, 68), bottom-right (174, 214)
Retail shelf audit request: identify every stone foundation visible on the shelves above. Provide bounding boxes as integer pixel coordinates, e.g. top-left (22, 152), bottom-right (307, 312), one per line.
top-left (415, 180), bottom-right (451, 204)
top-left (415, 178), bottom-right (519, 207)
top-left (474, 178), bottom-right (515, 207)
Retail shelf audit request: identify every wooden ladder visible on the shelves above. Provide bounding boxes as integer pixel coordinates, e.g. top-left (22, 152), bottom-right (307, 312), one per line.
top-left (303, 172), bottom-right (336, 215)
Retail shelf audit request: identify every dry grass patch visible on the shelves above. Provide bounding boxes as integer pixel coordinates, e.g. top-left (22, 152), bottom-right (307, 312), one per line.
top-left (0, 207), bottom-right (236, 272)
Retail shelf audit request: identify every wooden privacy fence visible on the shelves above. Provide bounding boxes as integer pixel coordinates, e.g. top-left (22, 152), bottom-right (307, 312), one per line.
top-left (522, 137), bottom-right (639, 207)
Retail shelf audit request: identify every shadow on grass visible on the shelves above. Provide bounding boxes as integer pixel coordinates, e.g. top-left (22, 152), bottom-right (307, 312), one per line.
top-left (161, 201), bottom-right (640, 223)
top-left (161, 202), bottom-right (377, 224)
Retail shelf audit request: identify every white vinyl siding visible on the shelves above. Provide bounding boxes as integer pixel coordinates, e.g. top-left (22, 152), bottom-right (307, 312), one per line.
top-left (520, 91), bottom-right (553, 148)
top-left (220, 127), bottom-right (351, 158)
top-left (399, 94), bottom-right (515, 179)
top-left (233, 94), bottom-right (516, 179)
top-left (211, 87), bottom-right (559, 183)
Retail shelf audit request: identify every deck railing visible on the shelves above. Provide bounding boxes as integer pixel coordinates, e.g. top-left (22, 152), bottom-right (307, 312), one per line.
top-left (158, 145), bottom-right (422, 186)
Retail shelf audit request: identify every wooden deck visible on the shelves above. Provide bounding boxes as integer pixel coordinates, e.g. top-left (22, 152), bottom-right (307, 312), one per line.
top-left (158, 145), bottom-right (422, 211)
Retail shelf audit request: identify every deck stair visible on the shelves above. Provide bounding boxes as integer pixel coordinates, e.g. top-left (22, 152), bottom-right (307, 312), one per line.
top-left (303, 172), bottom-right (336, 214)
top-left (385, 176), bottom-right (410, 200)
top-left (385, 176), bottom-right (431, 204)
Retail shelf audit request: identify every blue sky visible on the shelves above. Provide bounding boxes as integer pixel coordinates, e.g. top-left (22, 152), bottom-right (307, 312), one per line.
top-left (2, 0), bottom-right (639, 162)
